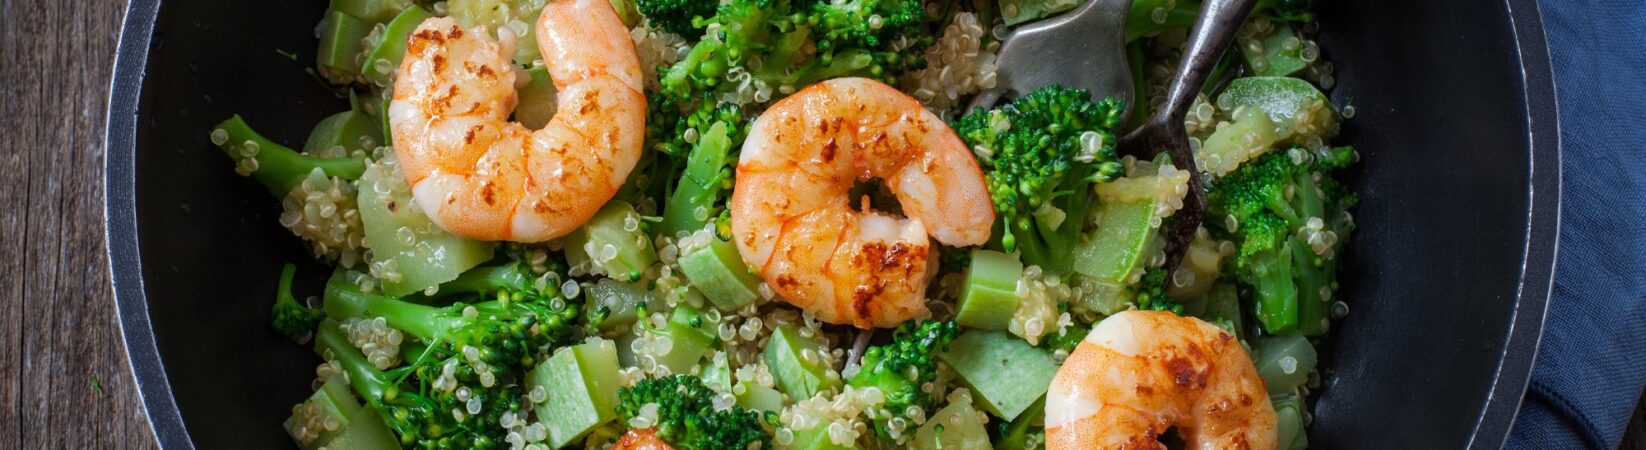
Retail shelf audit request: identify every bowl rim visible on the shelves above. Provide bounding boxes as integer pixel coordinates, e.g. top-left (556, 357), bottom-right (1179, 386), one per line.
top-left (101, 0), bottom-right (1562, 448)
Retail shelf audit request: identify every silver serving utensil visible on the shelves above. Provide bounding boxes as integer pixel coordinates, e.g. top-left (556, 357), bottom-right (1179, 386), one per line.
top-left (1119, 0), bottom-right (1257, 269)
top-left (968, 0), bottom-right (1137, 114)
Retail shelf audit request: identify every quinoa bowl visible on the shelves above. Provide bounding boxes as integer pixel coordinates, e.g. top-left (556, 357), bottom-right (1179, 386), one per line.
top-left (105, 0), bottom-right (1559, 448)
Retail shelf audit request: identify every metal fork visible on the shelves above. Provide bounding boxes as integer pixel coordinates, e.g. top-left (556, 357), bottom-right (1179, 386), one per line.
top-left (972, 0), bottom-right (1258, 269)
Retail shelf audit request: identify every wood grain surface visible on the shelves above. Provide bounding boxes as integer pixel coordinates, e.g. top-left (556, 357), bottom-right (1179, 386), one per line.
top-left (0, 0), bottom-right (1638, 448)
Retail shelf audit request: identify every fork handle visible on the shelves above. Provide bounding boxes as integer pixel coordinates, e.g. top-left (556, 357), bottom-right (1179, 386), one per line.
top-left (1155, 0), bottom-right (1257, 125)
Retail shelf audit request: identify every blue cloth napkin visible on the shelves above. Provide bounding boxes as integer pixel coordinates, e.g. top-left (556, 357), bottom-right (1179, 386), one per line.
top-left (1507, 1), bottom-right (1646, 448)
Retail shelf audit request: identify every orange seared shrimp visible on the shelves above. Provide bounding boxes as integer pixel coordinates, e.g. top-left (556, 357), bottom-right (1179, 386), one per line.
top-left (730, 78), bottom-right (995, 329)
top-left (389, 0), bottom-right (644, 242)
top-left (1046, 310), bottom-right (1277, 450)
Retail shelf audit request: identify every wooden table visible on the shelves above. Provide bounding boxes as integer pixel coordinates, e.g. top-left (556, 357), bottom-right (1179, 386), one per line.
top-left (0, 0), bottom-right (1638, 448)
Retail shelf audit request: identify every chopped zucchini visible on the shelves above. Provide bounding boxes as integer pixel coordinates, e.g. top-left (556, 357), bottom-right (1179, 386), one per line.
top-left (1240, 22), bottom-right (1309, 77)
top-left (678, 235), bottom-right (762, 311)
top-left (1253, 335), bottom-right (1317, 395)
top-left (584, 278), bottom-right (659, 333)
top-left (647, 304), bottom-right (716, 374)
top-left (529, 339), bottom-right (623, 448)
top-left (955, 249), bottom-right (1023, 331)
top-left (357, 156), bottom-right (496, 296)
top-left (763, 324), bottom-right (839, 401)
top-left (303, 110), bottom-right (381, 155)
top-left (565, 200), bottom-right (658, 282)
top-left (282, 377), bottom-right (397, 450)
top-left (939, 331), bottom-right (1057, 421)
top-left (734, 381), bottom-right (786, 413)
top-left (1073, 199), bottom-right (1157, 282)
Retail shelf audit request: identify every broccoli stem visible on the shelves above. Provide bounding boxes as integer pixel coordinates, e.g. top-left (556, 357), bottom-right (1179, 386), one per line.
top-left (323, 278), bottom-right (468, 342)
top-left (1252, 241), bottom-right (1298, 334)
top-left (434, 263), bottom-right (535, 299)
top-left (315, 319), bottom-right (402, 407)
top-left (1291, 235), bottom-right (1328, 336)
top-left (993, 397), bottom-right (1046, 450)
top-left (661, 122), bottom-right (734, 238)
top-left (214, 115), bottom-right (366, 197)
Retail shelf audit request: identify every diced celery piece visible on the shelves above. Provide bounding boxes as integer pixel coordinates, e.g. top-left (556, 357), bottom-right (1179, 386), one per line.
top-left (956, 249), bottom-right (1023, 331)
top-left (516, 66), bottom-right (558, 130)
top-left (320, 408), bottom-right (398, 449)
top-left (447, 0), bottom-right (548, 64)
top-left (330, 0), bottom-right (413, 24)
top-left (913, 400), bottom-right (992, 450)
top-left (678, 236), bottom-right (762, 311)
top-left (734, 381), bottom-right (786, 413)
top-left (360, 6), bottom-right (433, 86)
top-left (316, 11), bottom-right (372, 84)
top-left (999, 0), bottom-right (1083, 25)
top-left (303, 110), bottom-right (382, 154)
top-left (940, 331), bottom-right (1058, 421)
top-left (1254, 335), bottom-right (1317, 394)
top-left (1222, 76), bottom-right (1339, 146)
top-left (283, 377), bottom-right (360, 449)
top-left (649, 304), bottom-right (716, 373)
top-left (763, 324), bottom-right (839, 401)
top-left (530, 339), bottom-right (623, 448)
top-left (565, 200), bottom-right (658, 282)
top-left (584, 278), bottom-right (658, 333)
top-left (357, 156), bottom-right (495, 296)
top-left (1073, 199), bottom-right (1157, 282)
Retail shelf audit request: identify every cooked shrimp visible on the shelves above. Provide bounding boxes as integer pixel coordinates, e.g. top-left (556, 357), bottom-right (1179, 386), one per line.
top-left (389, 0), bottom-right (644, 242)
top-left (730, 77), bottom-right (995, 329)
top-left (1046, 310), bottom-right (1277, 450)
top-left (611, 428), bottom-right (671, 450)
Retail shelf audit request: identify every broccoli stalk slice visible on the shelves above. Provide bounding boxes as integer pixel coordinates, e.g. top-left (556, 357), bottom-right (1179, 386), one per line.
top-left (846, 320), bottom-right (959, 444)
top-left (661, 121), bottom-right (736, 238)
top-left (271, 264), bottom-right (325, 342)
top-left (213, 115), bottom-right (366, 198)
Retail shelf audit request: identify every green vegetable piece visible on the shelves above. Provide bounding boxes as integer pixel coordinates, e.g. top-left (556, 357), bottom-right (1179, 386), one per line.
top-left (913, 399), bottom-right (991, 450)
top-left (1254, 335), bottom-right (1317, 394)
top-left (1273, 395), bottom-right (1309, 450)
top-left (529, 339), bottom-right (623, 448)
top-left (993, 397), bottom-right (1045, 450)
top-left (357, 157), bottom-right (495, 296)
top-left (584, 278), bottom-right (658, 332)
top-left (939, 330), bottom-right (1058, 421)
top-left (763, 324), bottom-right (839, 401)
top-left (1222, 76), bottom-right (1338, 145)
top-left (956, 249), bottom-right (1023, 331)
top-left (319, 408), bottom-right (399, 450)
top-left (661, 122), bottom-right (734, 238)
top-left (1198, 282), bottom-right (1244, 339)
top-left (1200, 106), bottom-right (1283, 175)
top-left (733, 381), bottom-right (786, 413)
top-left (1240, 22), bottom-right (1308, 77)
top-left (303, 110), bottom-right (382, 154)
top-left (678, 236), bottom-right (762, 311)
top-left (447, 0), bottom-right (549, 64)
top-left (212, 115), bottom-right (367, 198)
top-left (787, 424), bottom-right (855, 450)
top-left (1073, 198), bottom-right (1159, 285)
top-left (999, 0), bottom-right (1083, 25)
top-left (360, 6), bottom-right (433, 86)
top-left (1078, 276), bottom-right (1134, 315)
top-left (565, 200), bottom-right (658, 282)
top-left (282, 377), bottom-right (361, 449)
top-left (648, 304), bottom-right (716, 373)
top-left (329, 0), bottom-right (414, 24)
top-left (609, 0), bottom-right (643, 28)
top-left (516, 66), bottom-right (559, 130)
top-left (316, 11), bottom-right (372, 84)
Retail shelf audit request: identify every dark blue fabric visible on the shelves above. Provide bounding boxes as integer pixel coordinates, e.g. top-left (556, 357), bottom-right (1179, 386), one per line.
top-left (1508, 1), bottom-right (1646, 448)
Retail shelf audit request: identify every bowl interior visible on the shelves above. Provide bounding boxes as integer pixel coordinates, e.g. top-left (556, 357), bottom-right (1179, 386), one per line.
top-left (117, 0), bottom-right (1554, 447)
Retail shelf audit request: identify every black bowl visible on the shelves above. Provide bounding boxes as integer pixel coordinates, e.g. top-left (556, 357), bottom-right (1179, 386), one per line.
top-left (105, 0), bottom-right (1561, 448)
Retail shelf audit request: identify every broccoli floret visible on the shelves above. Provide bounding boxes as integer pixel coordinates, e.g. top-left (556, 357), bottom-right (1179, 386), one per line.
top-left (1134, 266), bottom-right (1186, 314)
top-left (271, 264), bottom-right (324, 343)
top-left (657, 0), bottom-right (931, 106)
top-left (635, 0), bottom-right (718, 37)
top-left (1207, 146), bottom-right (1355, 336)
top-left (320, 269), bottom-right (582, 448)
top-left (616, 374), bottom-right (773, 450)
top-left (952, 86), bottom-right (1127, 273)
top-left (847, 320), bottom-right (959, 444)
